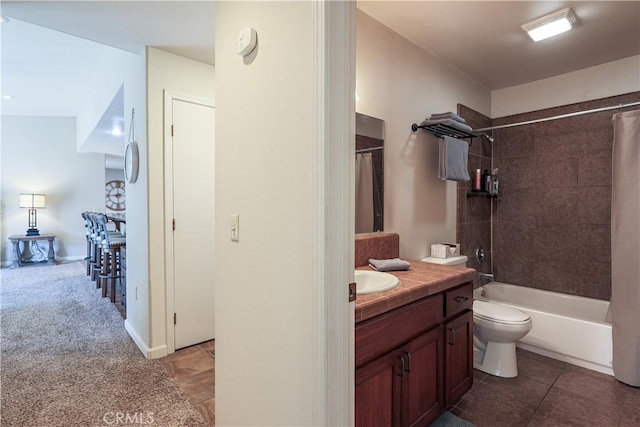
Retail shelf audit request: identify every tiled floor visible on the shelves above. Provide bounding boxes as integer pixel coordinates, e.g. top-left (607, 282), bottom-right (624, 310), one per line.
top-left (154, 342), bottom-right (640, 427)
top-left (451, 348), bottom-right (640, 426)
top-left (158, 340), bottom-right (215, 426)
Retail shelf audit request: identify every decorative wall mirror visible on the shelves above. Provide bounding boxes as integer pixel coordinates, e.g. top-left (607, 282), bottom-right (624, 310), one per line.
top-left (355, 112), bottom-right (385, 233)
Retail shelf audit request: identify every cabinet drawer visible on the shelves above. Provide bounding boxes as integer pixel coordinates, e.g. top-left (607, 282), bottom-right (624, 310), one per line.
top-left (444, 283), bottom-right (472, 318)
top-left (356, 294), bottom-right (444, 368)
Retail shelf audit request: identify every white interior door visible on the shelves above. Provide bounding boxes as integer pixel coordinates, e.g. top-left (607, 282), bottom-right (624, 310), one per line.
top-left (171, 97), bottom-right (215, 349)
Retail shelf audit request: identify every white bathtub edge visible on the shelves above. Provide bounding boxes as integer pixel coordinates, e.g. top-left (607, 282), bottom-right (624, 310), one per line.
top-left (516, 342), bottom-right (614, 376)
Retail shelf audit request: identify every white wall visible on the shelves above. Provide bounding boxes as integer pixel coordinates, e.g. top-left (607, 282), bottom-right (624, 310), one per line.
top-left (145, 47), bottom-right (214, 357)
top-left (356, 10), bottom-right (491, 259)
top-left (0, 116), bottom-right (104, 264)
top-left (492, 55), bottom-right (640, 117)
top-left (215, 2), bottom-right (326, 424)
top-left (118, 50), bottom-right (148, 358)
top-left (105, 168), bottom-right (124, 183)
top-left (76, 48), bottom-right (139, 155)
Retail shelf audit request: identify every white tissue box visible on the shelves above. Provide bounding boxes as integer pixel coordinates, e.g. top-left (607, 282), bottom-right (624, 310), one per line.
top-left (431, 243), bottom-right (460, 259)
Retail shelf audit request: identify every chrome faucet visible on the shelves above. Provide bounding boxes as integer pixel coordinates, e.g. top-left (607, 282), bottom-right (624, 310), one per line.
top-left (478, 272), bottom-right (494, 284)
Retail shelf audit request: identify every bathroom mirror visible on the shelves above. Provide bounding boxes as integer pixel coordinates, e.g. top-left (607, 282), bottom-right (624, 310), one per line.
top-left (355, 112), bottom-right (385, 233)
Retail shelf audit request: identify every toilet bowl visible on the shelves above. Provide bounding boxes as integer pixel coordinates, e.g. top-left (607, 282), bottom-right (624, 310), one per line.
top-left (473, 300), bottom-right (532, 378)
top-left (420, 254), bottom-right (531, 378)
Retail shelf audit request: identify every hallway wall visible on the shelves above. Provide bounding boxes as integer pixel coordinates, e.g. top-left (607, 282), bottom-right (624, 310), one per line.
top-left (1, 116), bottom-right (104, 264)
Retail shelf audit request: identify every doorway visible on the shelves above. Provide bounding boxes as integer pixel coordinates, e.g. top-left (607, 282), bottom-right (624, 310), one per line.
top-left (164, 91), bottom-right (216, 351)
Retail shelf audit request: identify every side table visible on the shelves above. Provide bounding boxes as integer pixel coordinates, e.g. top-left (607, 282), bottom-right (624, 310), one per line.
top-left (8, 234), bottom-right (56, 268)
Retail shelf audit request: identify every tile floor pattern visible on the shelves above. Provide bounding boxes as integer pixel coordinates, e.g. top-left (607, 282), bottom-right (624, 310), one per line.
top-left (158, 340), bottom-right (215, 426)
top-left (452, 348), bottom-right (640, 427)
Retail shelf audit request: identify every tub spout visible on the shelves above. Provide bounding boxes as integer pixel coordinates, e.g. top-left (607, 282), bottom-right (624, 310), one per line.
top-left (478, 272), bottom-right (494, 284)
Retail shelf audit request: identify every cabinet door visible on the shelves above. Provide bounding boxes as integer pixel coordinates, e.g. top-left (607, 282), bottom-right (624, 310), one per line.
top-left (445, 310), bottom-right (473, 407)
top-left (402, 326), bottom-right (444, 427)
top-left (355, 351), bottom-right (402, 427)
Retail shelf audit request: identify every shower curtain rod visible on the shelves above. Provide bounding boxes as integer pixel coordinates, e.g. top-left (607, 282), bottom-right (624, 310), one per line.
top-left (356, 146), bottom-right (384, 154)
top-left (474, 101), bottom-right (640, 132)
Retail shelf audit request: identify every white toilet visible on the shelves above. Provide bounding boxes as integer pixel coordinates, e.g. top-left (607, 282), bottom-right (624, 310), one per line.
top-left (472, 299), bottom-right (531, 378)
top-left (422, 255), bottom-right (532, 378)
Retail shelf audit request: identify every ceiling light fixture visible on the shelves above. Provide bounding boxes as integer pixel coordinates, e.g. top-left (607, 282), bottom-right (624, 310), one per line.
top-left (0, 16), bottom-right (9, 23)
top-left (522, 7), bottom-right (577, 42)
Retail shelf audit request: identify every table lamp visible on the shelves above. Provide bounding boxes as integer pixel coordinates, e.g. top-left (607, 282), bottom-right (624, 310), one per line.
top-left (19, 193), bottom-right (45, 236)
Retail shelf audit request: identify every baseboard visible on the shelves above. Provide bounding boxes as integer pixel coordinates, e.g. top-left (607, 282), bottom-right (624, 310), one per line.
top-left (1, 255), bottom-right (84, 268)
top-left (57, 255), bottom-right (85, 263)
top-left (124, 320), bottom-right (168, 360)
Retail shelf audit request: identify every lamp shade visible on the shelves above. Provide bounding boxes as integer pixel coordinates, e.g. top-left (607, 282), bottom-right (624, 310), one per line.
top-left (19, 193), bottom-right (46, 209)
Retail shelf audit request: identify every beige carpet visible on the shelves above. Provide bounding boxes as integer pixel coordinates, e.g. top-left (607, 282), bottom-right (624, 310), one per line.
top-left (0, 261), bottom-right (207, 427)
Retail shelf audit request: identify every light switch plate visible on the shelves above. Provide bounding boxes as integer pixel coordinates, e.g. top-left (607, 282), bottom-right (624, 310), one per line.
top-left (231, 214), bottom-right (240, 241)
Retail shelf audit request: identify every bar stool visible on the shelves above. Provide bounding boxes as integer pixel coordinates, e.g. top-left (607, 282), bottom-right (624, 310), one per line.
top-left (96, 213), bottom-right (126, 303)
top-left (81, 212), bottom-right (92, 276)
top-left (88, 213), bottom-right (122, 286)
top-left (87, 213), bottom-right (102, 283)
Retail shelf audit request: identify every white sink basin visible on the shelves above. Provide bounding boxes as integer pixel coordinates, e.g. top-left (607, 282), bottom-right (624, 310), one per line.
top-left (355, 270), bottom-right (400, 295)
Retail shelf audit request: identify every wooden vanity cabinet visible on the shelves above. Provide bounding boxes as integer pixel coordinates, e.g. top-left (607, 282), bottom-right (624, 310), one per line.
top-left (399, 325), bottom-right (444, 426)
top-left (444, 283), bottom-right (474, 407)
top-left (355, 349), bottom-right (399, 426)
top-left (444, 311), bottom-right (473, 406)
top-left (355, 282), bottom-right (473, 427)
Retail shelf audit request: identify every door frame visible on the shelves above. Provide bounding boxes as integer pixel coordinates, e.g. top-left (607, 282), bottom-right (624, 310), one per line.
top-left (311, 2), bottom-right (356, 425)
top-left (163, 90), bottom-right (215, 354)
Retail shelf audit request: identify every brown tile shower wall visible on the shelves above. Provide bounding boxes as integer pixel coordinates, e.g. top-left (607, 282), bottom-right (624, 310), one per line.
top-left (456, 105), bottom-right (493, 285)
top-left (492, 92), bottom-right (640, 300)
top-left (355, 232), bottom-right (400, 267)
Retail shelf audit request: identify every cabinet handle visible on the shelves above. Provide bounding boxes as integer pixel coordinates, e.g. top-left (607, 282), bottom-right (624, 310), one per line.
top-left (448, 328), bottom-right (456, 345)
top-left (402, 351), bottom-right (412, 372)
top-left (398, 355), bottom-right (406, 377)
top-left (455, 296), bottom-right (469, 303)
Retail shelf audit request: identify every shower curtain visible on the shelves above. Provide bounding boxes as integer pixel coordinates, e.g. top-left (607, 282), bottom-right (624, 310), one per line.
top-left (355, 153), bottom-right (374, 233)
top-left (611, 109), bottom-right (640, 387)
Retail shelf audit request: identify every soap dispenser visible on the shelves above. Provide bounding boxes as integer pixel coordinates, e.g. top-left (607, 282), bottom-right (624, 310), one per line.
top-left (491, 168), bottom-right (499, 195)
top-left (482, 170), bottom-right (491, 193)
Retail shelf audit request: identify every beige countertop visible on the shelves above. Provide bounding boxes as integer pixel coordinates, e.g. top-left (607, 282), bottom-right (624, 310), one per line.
top-left (355, 261), bottom-right (476, 323)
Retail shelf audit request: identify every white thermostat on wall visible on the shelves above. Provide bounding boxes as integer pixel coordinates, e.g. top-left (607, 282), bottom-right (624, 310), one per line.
top-left (237, 27), bottom-right (257, 57)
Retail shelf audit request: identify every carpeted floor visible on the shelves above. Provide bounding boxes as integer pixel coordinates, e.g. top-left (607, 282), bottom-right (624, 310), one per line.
top-left (0, 261), bottom-right (207, 427)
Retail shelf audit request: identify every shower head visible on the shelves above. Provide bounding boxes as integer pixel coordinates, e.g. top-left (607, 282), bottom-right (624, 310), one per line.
top-left (480, 133), bottom-right (494, 142)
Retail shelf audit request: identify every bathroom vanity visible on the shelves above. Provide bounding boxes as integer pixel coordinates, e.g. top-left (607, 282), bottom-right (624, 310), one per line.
top-left (355, 261), bottom-right (475, 427)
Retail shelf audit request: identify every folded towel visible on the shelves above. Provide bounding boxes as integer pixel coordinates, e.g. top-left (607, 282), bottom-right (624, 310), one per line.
top-left (429, 112), bottom-right (466, 124)
top-left (369, 258), bottom-right (410, 272)
top-left (420, 118), bottom-right (473, 134)
top-left (439, 135), bottom-right (471, 182)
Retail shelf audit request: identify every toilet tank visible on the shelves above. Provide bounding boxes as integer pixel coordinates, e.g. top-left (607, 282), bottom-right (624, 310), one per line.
top-left (421, 255), bottom-right (468, 269)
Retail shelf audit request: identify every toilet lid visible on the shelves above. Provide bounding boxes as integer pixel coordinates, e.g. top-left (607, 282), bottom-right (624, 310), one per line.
top-left (473, 300), bottom-right (530, 324)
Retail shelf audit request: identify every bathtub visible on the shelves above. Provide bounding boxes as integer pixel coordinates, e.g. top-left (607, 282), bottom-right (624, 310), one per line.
top-left (474, 282), bottom-right (613, 376)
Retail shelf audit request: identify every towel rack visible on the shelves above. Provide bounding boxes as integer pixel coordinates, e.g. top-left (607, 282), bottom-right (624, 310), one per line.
top-left (411, 122), bottom-right (476, 145)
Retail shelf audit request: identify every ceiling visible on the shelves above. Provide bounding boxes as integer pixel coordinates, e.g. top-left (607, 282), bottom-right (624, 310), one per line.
top-left (1, 1), bottom-right (215, 119)
top-left (358, 1), bottom-right (640, 90)
top-left (1, 1), bottom-right (638, 121)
